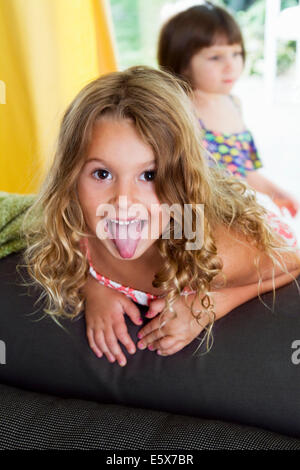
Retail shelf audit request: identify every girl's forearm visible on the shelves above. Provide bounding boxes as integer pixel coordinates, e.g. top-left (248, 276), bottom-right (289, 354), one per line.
top-left (246, 172), bottom-right (284, 198)
top-left (214, 267), bottom-right (300, 320)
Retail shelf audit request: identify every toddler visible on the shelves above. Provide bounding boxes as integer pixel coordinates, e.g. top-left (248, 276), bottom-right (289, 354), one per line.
top-left (157, 1), bottom-right (299, 218)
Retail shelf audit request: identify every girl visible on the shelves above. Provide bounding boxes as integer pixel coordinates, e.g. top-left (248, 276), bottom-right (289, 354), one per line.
top-left (21, 66), bottom-right (300, 369)
top-left (157, 1), bottom-right (299, 218)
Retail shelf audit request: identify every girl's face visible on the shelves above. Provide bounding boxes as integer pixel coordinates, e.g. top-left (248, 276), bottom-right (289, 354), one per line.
top-left (183, 42), bottom-right (244, 94)
top-left (77, 118), bottom-right (168, 260)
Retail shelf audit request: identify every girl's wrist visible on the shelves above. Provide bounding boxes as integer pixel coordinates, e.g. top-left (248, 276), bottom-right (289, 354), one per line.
top-left (81, 273), bottom-right (103, 295)
top-left (179, 288), bottom-right (216, 324)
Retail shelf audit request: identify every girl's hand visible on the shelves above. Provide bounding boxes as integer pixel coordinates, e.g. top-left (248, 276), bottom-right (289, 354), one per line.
top-left (83, 277), bottom-right (143, 366)
top-left (136, 295), bottom-right (213, 356)
top-left (273, 193), bottom-right (299, 218)
top-left (136, 265), bottom-right (300, 356)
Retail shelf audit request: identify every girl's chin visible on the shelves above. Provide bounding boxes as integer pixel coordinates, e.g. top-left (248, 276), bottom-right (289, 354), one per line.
top-left (221, 81), bottom-right (235, 90)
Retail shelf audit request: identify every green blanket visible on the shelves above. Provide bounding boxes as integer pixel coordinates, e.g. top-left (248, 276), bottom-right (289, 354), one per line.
top-left (0, 191), bottom-right (37, 259)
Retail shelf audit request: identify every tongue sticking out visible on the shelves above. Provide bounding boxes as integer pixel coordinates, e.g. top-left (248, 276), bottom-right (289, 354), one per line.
top-left (107, 220), bottom-right (144, 258)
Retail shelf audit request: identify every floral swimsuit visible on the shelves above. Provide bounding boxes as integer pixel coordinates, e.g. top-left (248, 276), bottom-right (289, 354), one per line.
top-left (199, 118), bottom-right (263, 179)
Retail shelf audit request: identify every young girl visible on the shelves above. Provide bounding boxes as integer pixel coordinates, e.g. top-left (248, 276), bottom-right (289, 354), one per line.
top-left (21, 66), bottom-right (300, 369)
top-left (157, 1), bottom-right (299, 218)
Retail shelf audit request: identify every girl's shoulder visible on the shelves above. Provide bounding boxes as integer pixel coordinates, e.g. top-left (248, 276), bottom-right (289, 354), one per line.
top-left (212, 217), bottom-right (299, 288)
top-left (211, 222), bottom-right (261, 287)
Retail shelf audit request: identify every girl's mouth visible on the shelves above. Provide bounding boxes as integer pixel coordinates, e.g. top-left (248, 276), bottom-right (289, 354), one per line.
top-left (105, 219), bottom-right (148, 258)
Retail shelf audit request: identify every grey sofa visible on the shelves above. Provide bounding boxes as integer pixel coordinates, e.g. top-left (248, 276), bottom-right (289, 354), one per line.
top-left (1, 251), bottom-right (300, 450)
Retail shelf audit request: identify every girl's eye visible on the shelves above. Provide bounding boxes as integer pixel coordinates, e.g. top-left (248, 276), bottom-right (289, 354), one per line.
top-left (92, 169), bottom-right (112, 180)
top-left (234, 52), bottom-right (243, 57)
top-left (140, 170), bottom-right (156, 182)
top-left (209, 56), bottom-right (220, 61)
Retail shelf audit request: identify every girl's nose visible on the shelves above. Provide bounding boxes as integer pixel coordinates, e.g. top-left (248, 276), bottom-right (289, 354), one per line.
top-left (113, 180), bottom-right (137, 209)
top-left (224, 57), bottom-right (234, 73)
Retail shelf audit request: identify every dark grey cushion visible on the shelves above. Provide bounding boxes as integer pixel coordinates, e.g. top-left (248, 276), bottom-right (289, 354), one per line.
top-left (1, 382), bottom-right (300, 450)
top-left (1, 251), bottom-right (300, 440)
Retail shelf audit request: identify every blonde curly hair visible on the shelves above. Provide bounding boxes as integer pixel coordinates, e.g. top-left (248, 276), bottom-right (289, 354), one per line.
top-left (20, 66), bottom-right (299, 352)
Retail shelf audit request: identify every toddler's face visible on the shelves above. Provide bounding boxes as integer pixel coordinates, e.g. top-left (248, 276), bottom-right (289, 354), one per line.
top-left (77, 117), bottom-right (168, 260)
top-left (183, 41), bottom-right (244, 94)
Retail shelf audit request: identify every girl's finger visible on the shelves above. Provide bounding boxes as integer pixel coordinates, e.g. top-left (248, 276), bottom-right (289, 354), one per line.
top-left (114, 321), bottom-right (136, 355)
top-left (121, 298), bottom-right (143, 326)
top-left (105, 328), bottom-right (128, 367)
top-left (138, 316), bottom-right (168, 340)
top-left (137, 326), bottom-right (166, 350)
top-left (86, 327), bottom-right (103, 358)
top-left (146, 298), bottom-right (166, 319)
top-left (147, 335), bottom-right (176, 352)
top-left (94, 330), bottom-right (116, 363)
top-left (156, 341), bottom-right (184, 357)
top-left (289, 203), bottom-right (298, 218)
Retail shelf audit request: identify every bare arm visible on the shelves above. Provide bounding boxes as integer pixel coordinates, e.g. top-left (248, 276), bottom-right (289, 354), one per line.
top-left (206, 221), bottom-right (300, 323)
top-left (136, 226), bottom-right (300, 356)
top-left (247, 171), bottom-right (293, 198)
top-left (212, 223), bottom-right (300, 291)
top-left (246, 170), bottom-right (299, 218)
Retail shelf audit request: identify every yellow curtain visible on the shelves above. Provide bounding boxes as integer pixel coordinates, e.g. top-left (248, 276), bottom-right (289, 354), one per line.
top-left (0, 0), bottom-right (117, 194)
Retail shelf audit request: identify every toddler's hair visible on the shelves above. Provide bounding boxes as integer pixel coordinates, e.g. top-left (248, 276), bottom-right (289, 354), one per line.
top-left (158, 1), bottom-right (245, 83)
top-left (20, 65), bottom-right (299, 353)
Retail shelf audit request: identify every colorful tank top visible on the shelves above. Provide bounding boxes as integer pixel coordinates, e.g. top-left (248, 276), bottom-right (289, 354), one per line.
top-left (199, 118), bottom-right (263, 179)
